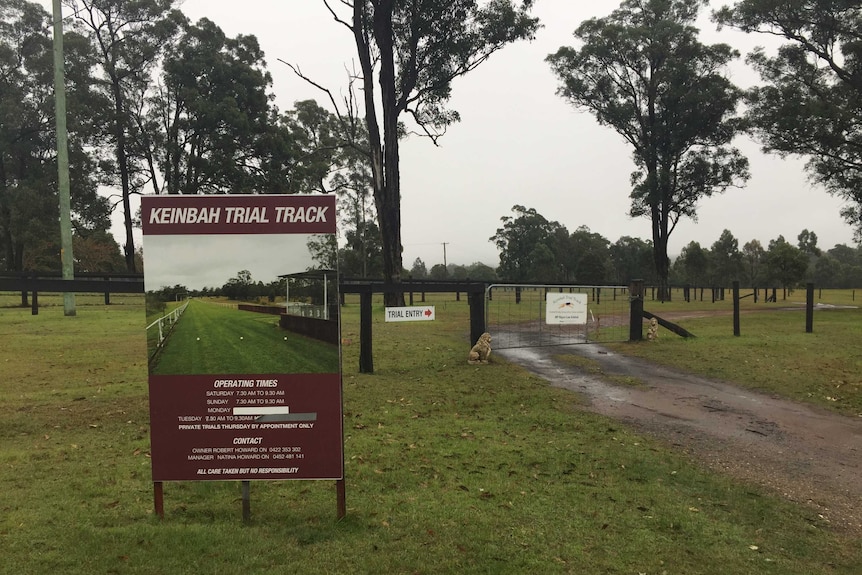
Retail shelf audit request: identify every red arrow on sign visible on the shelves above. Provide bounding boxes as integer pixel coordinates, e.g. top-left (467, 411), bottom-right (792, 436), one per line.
top-left (424, 308), bottom-right (433, 317)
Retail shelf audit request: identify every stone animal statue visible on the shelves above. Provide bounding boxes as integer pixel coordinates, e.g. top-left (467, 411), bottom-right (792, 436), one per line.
top-left (468, 332), bottom-right (492, 364)
top-left (647, 317), bottom-right (659, 341)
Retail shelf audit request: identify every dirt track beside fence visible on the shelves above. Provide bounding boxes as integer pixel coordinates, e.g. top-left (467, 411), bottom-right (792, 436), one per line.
top-left (498, 342), bottom-right (862, 535)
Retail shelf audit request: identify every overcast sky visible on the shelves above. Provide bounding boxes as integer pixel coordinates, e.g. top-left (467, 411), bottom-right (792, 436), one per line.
top-left (143, 233), bottom-right (320, 291)
top-left (49, 0), bottom-right (860, 268)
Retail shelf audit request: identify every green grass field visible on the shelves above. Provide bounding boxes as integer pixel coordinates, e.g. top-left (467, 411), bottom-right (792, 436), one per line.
top-left (149, 299), bottom-right (338, 375)
top-left (1, 291), bottom-right (860, 574)
top-left (610, 304), bottom-right (862, 417)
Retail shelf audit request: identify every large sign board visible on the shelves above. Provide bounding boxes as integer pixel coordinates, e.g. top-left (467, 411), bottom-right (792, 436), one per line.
top-left (142, 195), bottom-right (341, 484)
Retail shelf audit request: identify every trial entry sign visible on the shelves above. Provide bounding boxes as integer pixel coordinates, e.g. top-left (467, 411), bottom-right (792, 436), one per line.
top-left (385, 306), bottom-right (436, 322)
top-left (141, 194), bottom-right (342, 482)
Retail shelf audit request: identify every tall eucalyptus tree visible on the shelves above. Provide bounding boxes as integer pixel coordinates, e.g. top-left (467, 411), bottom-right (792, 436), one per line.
top-left (65, 0), bottom-right (182, 271)
top-left (1, 0), bottom-right (109, 274)
top-left (316, 0), bottom-right (539, 304)
top-left (548, 0), bottom-right (749, 299)
top-left (716, 0), bottom-right (862, 240)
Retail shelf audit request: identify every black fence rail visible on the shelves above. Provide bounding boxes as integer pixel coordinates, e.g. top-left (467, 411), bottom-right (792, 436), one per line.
top-left (0, 272), bottom-right (144, 314)
top-left (3, 275), bottom-right (845, 374)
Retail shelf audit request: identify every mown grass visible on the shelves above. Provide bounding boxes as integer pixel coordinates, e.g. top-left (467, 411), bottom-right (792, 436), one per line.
top-left (150, 299), bottom-right (338, 375)
top-left (611, 306), bottom-right (862, 417)
top-left (1, 292), bottom-right (860, 574)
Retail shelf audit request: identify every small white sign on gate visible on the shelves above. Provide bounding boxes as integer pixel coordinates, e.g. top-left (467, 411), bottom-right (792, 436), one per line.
top-left (546, 293), bottom-right (588, 325)
top-left (385, 306), bottom-right (436, 322)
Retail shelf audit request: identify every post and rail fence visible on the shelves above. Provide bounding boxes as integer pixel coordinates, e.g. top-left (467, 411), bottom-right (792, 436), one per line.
top-left (0, 274), bottom-right (841, 373)
top-left (0, 272), bottom-right (144, 314)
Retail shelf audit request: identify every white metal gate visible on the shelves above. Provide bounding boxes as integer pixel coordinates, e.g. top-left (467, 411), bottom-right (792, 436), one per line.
top-left (486, 284), bottom-right (631, 349)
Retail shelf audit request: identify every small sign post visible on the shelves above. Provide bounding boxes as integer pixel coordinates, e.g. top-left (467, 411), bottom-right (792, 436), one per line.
top-left (384, 306), bottom-right (436, 322)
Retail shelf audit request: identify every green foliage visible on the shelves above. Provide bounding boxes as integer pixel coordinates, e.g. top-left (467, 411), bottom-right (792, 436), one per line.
top-left (715, 0), bottom-right (862, 239)
top-left (409, 257), bottom-right (428, 279)
top-left (67, 0), bottom-right (183, 271)
top-left (741, 238), bottom-right (764, 286)
top-left (148, 284), bottom-right (189, 304)
top-left (765, 236), bottom-right (809, 289)
top-left (673, 240), bottom-right (710, 285)
top-left (490, 198), bottom-right (862, 287)
top-left (797, 229), bottom-right (821, 256)
top-left (464, 261), bottom-right (497, 281)
top-left (157, 17), bottom-right (273, 194)
top-left (221, 270), bottom-right (254, 301)
top-left (566, 225), bottom-right (613, 283)
top-left (548, 0), bottom-right (749, 295)
top-left (338, 0), bottom-right (539, 295)
top-left (491, 205), bottom-right (568, 282)
top-left (609, 236), bottom-right (656, 284)
top-left (711, 229), bottom-right (744, 282)
top-left (429, 263), bottom-right (448, 279)
top-left (339, 219), bottom-right (383, 278)
top-left (0, 0), bottom-right (111, 272)
top-left (493, 206), bottom-right (646, 284)
top-left (824, 244), bottom-right (862, 287)
top-left (72, 230), bottom-right (126, 273)
top-left (286, 99), bottom-right (347, 193)
top-left (307, 234), bottom-right (339, 271)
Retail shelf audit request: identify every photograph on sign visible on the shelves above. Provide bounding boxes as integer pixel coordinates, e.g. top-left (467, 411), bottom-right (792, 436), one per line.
top-left (142, 194), bottom-right (342, 483)
top-left (545, 293), bottom-right (588, 325)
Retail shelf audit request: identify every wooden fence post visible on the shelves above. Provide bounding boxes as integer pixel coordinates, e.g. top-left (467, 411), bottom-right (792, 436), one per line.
top-left (629, 279), bottom-right (644, 341)
top-left (468, 288), bottom-right (486, 345)
top-left (806, 283), bottom-right (814, 334)
top-left (733, 281), bottom-right (740, 337)
top-left (359, 291), bottom-right (373, 374)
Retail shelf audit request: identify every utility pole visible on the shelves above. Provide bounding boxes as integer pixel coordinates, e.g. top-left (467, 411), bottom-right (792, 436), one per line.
top-left (53, 0), bottom-right (75, 316)
top-left (442, 242), bottom-right (448, 269)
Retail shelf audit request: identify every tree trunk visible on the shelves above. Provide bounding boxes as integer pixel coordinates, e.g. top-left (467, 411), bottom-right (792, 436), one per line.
top-left (648, 172), bottom-right (671, 301)
top-left (373, 1), bottom-right (404, 305)
top-left (354, 0), bottom-right (404, 305)
top-left (134, 113), bottom-right (161, 194)
top-left (111, 78), bottom-right (136, 273)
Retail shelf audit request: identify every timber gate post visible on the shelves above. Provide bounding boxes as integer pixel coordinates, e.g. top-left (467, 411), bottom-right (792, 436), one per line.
top-left (359, 291), bottom-right (373, 373)
top-left (629, 279), bottom-right (644, 341)
top-left (468, 287), bottom-right (486, 345)
top-left (733, 281), bottom-right (740, 336)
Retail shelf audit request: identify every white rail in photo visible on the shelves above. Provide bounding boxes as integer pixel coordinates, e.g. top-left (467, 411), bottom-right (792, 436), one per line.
top-left (147, 300), bottom-right (191, 352)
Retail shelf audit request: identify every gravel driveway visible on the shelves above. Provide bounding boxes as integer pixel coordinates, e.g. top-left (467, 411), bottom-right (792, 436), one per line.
top-left (498, 342), bottom-right (862, 535)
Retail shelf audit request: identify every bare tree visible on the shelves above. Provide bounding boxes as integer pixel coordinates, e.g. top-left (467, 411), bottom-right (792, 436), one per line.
top-left (290, 0), bottom-right (538, 304)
